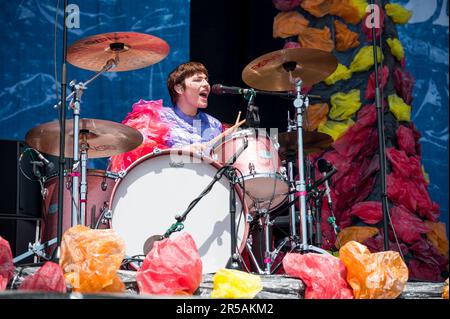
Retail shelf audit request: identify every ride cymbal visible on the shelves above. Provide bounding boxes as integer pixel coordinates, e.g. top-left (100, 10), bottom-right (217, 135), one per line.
top-left (25, 119), bottom-right (143, 158)
top-left (277, 130), bottom-right (333, 160)
top-left (67, 32), bottom-right (170, 72)
top-left (242, 48), bottom-right (338, 91)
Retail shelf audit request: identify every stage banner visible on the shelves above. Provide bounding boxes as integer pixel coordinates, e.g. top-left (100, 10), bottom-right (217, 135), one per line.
top-left (395, 0), bottom-right (449, 227)
top-left (0, 0), bottom-right (189, 166)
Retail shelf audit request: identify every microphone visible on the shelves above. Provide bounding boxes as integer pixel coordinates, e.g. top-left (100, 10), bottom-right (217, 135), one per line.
top-left (211, 84), bottom-right (252, 95)
top-left (32, 149), bottom-right (55, 170)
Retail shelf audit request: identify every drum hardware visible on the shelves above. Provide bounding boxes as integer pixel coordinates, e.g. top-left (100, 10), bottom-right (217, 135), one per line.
top-left (142, 138), bottom-right (249, 272)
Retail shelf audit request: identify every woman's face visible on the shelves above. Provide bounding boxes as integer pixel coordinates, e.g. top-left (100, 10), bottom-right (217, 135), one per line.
top-left (180, 72), bottom-right (210, 109)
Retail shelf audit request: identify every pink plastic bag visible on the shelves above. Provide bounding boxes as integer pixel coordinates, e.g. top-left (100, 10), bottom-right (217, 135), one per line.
top-left (0, 236), bottom-right (14, 291)
top-left (283, 253), bottom-right (354, 299)
top-left (19, 262), bottom-right (66, 293)
top-left (136, 232), bottom-right (202, 295)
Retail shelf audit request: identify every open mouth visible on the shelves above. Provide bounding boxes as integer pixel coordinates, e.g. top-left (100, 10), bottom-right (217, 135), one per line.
top-left (199, 92), bottom-right (209, 98)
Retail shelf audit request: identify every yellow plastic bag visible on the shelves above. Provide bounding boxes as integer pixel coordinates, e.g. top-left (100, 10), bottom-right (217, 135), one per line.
top-left (318, 118), bottom-right (355, 141)
top-left (385, 3), bottom-right (413, 24)
top-left (324, 63), bottom-right (353, 85)
top-left (211, 268), bottom-right (262, 299)
top-left (350, 46), bottom-right (384, 73)
top-left (329, 89), bottom-right (362, 120)
top-left (339, 241), bottom-right (409, 299)
top-left (60, 225), bottom-right (125, 293)
top-left (424, 221), bottom-right (449, 257)
top-left (388, 94), bottom-right (411, 122)
top-left (336, 226), bottom-right (379, 249)
top-left (386, 38), bottom-right (405, 62)
top-left (273, 11), bottom-right (309, 39)
top-left (349, 0), bottom-right (369, 20)
top-left (330, 0), bottom-right (361, 24)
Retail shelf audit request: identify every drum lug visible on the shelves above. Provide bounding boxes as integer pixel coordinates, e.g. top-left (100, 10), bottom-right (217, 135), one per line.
top-left (103, 209), bottom-right (113, 220)
top-left (101, 179), bottom-right (108, 191)
top-left (279, 166), bottom-right (287, 179)
top-left (153, 147), bottom-right (162, 155)
top-left (248, 162), bottom-right (256, 176)
top-left (118, 170), bottom-right (126, 179)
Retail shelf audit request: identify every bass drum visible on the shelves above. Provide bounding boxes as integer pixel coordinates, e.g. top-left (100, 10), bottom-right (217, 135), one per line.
top-left (109, 150), bottom-right (249, 274)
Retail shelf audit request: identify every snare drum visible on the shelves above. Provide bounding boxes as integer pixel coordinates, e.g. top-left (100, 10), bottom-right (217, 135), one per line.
top-left (213, 128), bottom-right (289, 212)
top-left (109, 150), bottom-right (249, 274)
top-left (41, 169), bottom-right (117, 255)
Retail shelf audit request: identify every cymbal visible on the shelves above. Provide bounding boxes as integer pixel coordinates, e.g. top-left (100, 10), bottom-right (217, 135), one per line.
top-left (242, 48), bottom-right (338, 91)
top-left (25, 119), bottom-right (143, 158)
top-left (67, 32), bottom-right (170, 72)
top-left (277, 131), bottom-right (333, 160)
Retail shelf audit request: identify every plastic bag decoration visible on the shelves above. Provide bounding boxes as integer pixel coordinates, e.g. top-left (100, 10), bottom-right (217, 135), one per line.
top-left (334, 20), bottom-right (360, 52)
top-left (273, 11), bottom-right (310, 39)
top-left (59, 225), bottom-right (126, 293)
top-left (330, 0), bottom-right (362, 24)
top-left (300, 0), bottom-right (334, 17)
top-left (393, 67), bottom-right (415, 105)
top-left (318, 119), bottom-right (355, 141)
top-left (443, 278), bottom-right (449, 299)
top-left (329, 89), bottom-right (362, 121)
top-left (109, 99), bottom-right (170, 172)
top-left (388, 94), bottom-right (411, 122)
top-left (424, 221), bottom-right (449, 257)
top-left (349, 0), bottom-right (369, 20)
top-left (136, 232), bottom-right (202, 296)
top-left (272, 0), bottom-right (301, 12)
top-left (365, 66), bottom-right (389, 100)
top-left (304, 103), bottom-right (329, 131)
top-left (385, 3), bottom-right (413, 24)
top-left (211, 268), bottom-right (262, 299)
top-left (324, 63), bottom-right (353, 85)
top-left (339, 241), bottom-right (408, 299)
top-left (386, 38), bottom-right (405, 62)
top-left (0, 236), bottom-right (14, 291)
top-left (349, 201), bottom-right (383, 225)
top-left (390, 205), bottom-right (430, 245)
top-left (283, 252), bottom-right (354, 299)
top-left (19, 262), bottom-right (67, 293)
top-left (350, 46), bottom-right (384, 73)
top-left (298, 26), bottom-right (334, 52)
top-left (396, 124), bottom-right (416, 156)
top-left (335, 226), bottom-right (379, 249)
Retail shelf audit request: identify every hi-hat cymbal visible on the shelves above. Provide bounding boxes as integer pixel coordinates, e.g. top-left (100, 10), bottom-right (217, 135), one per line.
top-left (25, 119), bottom-right (143, 158)
top-left (67, 32), bottom-right (170, 72)
top-left (242, 48), bottom-right (338, 91)
top-left (277, 131), bottom-right (333, 160)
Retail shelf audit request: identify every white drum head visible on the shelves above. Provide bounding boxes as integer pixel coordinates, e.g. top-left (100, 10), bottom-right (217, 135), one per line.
top-left (110, 151), bottom-right (247, 274)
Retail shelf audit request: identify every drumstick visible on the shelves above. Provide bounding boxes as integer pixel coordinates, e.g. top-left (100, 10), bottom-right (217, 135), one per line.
top-left (207, 119), bottom-right (246, 147)
top-left (232, 111), bottom-right (242, 134)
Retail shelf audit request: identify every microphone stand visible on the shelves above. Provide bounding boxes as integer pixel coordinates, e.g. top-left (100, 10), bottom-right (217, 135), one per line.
top-left (160, 139), bottom-right (249, 268)
top-left (370, 0), bottom-right (390, 250)
top-left (243, 90), bottom-right (260, 128)
top-left (53, 0), bottom-right (69, 261)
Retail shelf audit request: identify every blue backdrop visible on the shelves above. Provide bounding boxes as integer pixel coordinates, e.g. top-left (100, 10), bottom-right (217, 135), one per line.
top-left (394, 0), bottom-right (449, 228)
top-left (0, 0), bottom-right (189, 167)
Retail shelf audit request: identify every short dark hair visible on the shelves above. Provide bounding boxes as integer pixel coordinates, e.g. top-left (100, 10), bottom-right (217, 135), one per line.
top-left (167, 62), bottom-right (208, 104)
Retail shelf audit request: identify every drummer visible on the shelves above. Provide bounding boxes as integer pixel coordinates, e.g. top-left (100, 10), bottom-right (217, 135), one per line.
top-left (109, 61), bottom-right (224, 172)
top-left (162, 61), bottom-right (223, 152)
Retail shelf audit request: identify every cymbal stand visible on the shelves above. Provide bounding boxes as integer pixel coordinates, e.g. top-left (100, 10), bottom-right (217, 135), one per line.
top-left (67, 58), bottom-right (118, 226)
top-left (291, 76), bottom-right (329, 255)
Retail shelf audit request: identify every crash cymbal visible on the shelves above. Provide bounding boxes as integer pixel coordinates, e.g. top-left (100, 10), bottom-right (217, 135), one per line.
top-left (277, 131), bottom-right (333, 160)
top-left (67, 32), bottom-right (170, 72)
top-left (242, 48), bottom-right (338, 91)
top-left (25, 119), bottom-right (143, 158)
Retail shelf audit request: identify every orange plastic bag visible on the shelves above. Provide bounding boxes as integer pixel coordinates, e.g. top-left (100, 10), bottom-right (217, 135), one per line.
top-left (136, 232), bottom-right (202, 296)
top-left (330, 0), bottom-right (362, 24)
top-left (339, 241), bottom-right (408, 299)
top-left (300, 0), bottom-right (334, 17)
top-left (273, 11), bottom-right (309, 39)
top-left (334, 20), bottom-right (360, 52)
top-left (425, 221), bottom-right (449, 257)
top-left (59, 225), bottom-right (125, 293)
top-left (443, 278), bottom-right (449, 299)
top-left (336, 226), bottom-right (379, 249)
top-left (283, 252), bottom-right (354, 299)
top-left (305, 103), bottom-right (329, 131)
top-left (298, 26), bottom-right (334, 52)
top-left (211, 268), bottom-right (262, 299)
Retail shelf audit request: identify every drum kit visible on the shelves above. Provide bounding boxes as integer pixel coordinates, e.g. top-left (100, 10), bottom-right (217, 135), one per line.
top-left (16, 31), bottom-right (340, 275)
